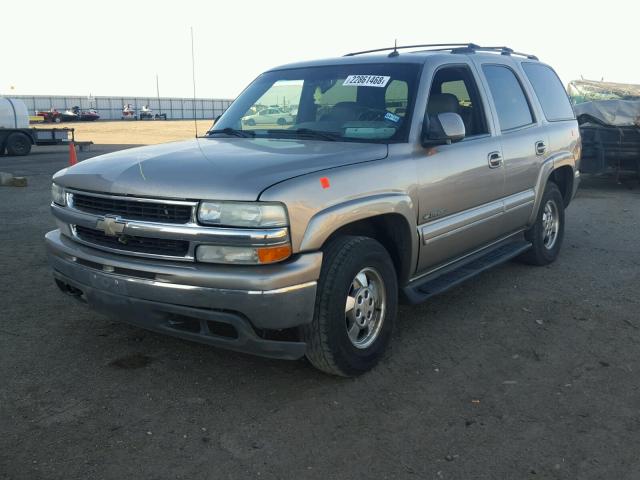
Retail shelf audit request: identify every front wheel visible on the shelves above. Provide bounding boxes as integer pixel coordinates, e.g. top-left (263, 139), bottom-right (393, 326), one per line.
top-left (520, 181), bottom-right (565, 265)
top-left (302, 236), bottom-right (398, 377)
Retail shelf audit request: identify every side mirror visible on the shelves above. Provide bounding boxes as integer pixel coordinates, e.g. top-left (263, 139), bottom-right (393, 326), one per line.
top-left (421, 112), bottom-right (465, 146)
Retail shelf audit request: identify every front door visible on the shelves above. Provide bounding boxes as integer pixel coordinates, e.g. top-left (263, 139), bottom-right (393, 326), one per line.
top-left (416, 64), bottom-right (506, 273)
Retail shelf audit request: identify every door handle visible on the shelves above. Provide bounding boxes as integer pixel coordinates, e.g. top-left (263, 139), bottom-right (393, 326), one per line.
top-left (535, 141), bottom-right (547, 156)
top-left (487, 151), bottom-right (503, 168)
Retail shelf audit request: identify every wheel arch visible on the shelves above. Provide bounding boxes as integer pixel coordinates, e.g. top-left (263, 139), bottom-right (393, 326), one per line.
top-left (299, 194), bottom-right (418, 285)
top-left (528, 153), bottom-right (576, 225)
top-left (550, 165), bottom-right (574, 207)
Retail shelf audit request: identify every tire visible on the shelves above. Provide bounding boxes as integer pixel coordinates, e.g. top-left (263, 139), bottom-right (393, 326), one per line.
top-left (277, 117), bottom-right (286, 126)
top-left (246, 119), bottom-right (256, 126)
top-left (519, 181), bottom-right (565, 265)
top-left (302, 236), bottom-right (398, 377)
top-left (6, 133), bottom-right (32, 156)
top-left (54, 116), bottom-right (61, 123)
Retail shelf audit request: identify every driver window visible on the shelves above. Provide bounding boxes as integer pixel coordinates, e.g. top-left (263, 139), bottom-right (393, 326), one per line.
top-left (427, 65), bottom-right (488, 137)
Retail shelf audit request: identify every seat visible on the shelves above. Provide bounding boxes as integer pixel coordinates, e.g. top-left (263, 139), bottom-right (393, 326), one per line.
top-left (428, 93), bottom-right (476, 135)
top-left (427, 93), bottom-right (460, 116)
top-left (320, 102), bottom-right (362, 122)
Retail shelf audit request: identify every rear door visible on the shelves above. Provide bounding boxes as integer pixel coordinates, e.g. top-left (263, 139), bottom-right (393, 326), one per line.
top-left (475, 62), bottom-right (545, 233)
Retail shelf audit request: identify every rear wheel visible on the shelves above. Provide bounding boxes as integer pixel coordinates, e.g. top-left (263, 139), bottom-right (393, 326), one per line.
top-left (6, 133), bottom-right (31, 156)
top-left (302, 236), bottom-right (397, 377)
top-left (277, 117), bottom-right (286, 126)
top-left (520, 181), bottom-right (565, 265)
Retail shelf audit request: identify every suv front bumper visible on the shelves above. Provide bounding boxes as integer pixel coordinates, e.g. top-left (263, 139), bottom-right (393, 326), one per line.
top-left (46, 229), bottom-right (321, 360)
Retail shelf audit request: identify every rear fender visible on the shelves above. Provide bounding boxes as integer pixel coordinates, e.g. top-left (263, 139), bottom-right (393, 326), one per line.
top-left (528, 151), bottom-right (575, 225)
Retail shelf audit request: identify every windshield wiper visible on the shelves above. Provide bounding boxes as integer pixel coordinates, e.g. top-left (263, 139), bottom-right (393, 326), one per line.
top-left (265, 128), bottom-right (341, 141)
top-left (206, 128), bottom-right (254, 138)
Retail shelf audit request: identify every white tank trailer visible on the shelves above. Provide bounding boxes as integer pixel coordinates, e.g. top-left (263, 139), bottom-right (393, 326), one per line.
top-left (0, 97), bottom-right (74, 156)
top-left (0, 98), bottom-right (30, 129)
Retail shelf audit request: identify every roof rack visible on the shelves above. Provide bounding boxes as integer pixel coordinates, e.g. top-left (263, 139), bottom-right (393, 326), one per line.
top-left (344, 43), bottom-right (539, 60)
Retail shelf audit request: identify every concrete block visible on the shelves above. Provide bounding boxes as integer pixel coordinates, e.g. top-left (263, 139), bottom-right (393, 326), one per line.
top-left (0, 172), bottom-right (14, 186)
top-left (10, 176), bottom-right (27, 187)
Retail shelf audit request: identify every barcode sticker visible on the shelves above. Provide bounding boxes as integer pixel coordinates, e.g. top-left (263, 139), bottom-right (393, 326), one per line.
top-left (343, 75), bottom-right (391, 88)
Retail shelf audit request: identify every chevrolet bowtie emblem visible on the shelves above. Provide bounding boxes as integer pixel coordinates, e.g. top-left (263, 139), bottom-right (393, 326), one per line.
top-left (96, 215), bottom-right (126, 236)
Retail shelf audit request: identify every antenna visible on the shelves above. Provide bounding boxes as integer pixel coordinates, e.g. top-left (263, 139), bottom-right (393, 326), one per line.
top-left (190, 27), bottom-right (198, 137)
top-left (388, 39), bottom-right (399, 57)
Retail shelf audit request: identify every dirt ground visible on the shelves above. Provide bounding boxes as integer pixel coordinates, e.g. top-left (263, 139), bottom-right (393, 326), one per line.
top-left (35, 120), bottom-right (214, 145)
top-left (1, 144), bottom-right (639, 480)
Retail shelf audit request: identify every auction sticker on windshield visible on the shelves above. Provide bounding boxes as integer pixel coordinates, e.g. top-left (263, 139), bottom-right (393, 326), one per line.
top-left (343, 75), bottom-right (390, 87)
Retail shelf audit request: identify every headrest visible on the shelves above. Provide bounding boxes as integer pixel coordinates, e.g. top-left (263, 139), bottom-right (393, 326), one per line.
top-left (427, 93), bottom-right (460, 115)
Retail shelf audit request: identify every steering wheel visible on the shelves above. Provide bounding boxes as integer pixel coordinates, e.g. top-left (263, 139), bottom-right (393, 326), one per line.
top-left (357, 108), bottom-right (388, 121)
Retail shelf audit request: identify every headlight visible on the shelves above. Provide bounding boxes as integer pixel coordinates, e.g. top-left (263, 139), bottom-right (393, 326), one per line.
top-left (51, 183), bottom-right (66, 206)
top-left (198, 201), bottom-right (287, 227)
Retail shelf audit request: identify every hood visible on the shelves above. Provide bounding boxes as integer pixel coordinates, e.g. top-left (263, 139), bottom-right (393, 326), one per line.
top-left (54, 137), bottom-right (388, 200)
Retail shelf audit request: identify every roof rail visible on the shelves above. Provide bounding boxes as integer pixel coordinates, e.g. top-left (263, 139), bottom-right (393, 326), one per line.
top-left (344, 43), bottom-right (538, 60)
top-left (449, 45), bottom-right (539, 60)
top-left (344, 43), bottom-right (477, 57)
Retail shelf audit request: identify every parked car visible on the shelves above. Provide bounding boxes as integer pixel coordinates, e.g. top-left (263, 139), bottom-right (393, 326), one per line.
top-left (574, 100), bottom-right (640, 178)
top-left (242, 108), bottom-right (294, 126)
top-left (46, 43), bottom-right (580, 376)
top-left (71, 106), bottom-right (100, 121)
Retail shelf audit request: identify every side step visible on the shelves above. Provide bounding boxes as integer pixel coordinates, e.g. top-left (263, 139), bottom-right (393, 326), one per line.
top-left (403, 240), bottom-right (532, 304)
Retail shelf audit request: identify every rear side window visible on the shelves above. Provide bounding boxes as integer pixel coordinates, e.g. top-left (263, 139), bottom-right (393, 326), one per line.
top-left (522, 63), bottom-right (575, 121)
top-left (482, 65), bottom-right (534, 131)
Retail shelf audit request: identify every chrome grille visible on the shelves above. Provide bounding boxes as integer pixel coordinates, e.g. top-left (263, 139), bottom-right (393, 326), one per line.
top-left (55, 190), bottom-right (289, 262)
top-left (71, 192), bottom-right (193, 224)
top-left (75, 225), bottom-right (190, 257)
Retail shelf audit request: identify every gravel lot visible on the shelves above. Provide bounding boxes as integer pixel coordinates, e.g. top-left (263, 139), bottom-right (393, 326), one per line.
top-left (34, 120), bottom-right (214, 145)
top-left (1, 144), bottom-right (639, 480)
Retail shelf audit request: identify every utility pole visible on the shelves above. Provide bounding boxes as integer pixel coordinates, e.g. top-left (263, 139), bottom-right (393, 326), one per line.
top-left (156, 74), bottom-right (161, 116)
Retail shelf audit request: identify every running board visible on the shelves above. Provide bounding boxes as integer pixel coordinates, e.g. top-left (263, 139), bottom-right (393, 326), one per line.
top-left (403, 240), bottom-right (532, 304)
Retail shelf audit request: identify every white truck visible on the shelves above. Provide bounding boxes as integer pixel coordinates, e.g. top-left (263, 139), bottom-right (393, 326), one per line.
top-left (0, 98), bottom-right (74, 156)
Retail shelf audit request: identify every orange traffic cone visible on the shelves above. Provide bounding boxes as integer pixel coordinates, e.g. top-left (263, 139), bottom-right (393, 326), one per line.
top-left (69, 142), bottom-right (78, 166)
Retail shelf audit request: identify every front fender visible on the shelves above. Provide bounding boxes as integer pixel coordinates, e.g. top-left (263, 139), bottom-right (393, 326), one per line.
top-left (298, 192), bottom-right (419, 283)
top-left (300, 192), bottom-right (417, 247)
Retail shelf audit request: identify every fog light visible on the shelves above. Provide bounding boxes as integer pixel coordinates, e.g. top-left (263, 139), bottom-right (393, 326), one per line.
top-left (196, 244), bottom-right (292, 264)
top-left (196, 245), bottom-right (258, 264)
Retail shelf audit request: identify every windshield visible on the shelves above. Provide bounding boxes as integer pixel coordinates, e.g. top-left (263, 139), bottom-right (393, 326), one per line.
top-left (212, 63), bottom-right (421, 143)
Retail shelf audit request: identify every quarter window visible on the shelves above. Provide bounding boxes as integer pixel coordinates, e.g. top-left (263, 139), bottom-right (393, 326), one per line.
top-left (482, 65), bottom-right (534, 131)
top-left (522, 63), bottom-right (575, 121)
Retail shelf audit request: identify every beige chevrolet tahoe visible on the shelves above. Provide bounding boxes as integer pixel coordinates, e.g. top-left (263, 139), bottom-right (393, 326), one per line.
top-left (46, 43), bottom-right (581, 376)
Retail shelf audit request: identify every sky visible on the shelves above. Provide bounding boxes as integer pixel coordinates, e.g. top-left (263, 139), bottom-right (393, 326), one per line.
top-left (2, 0), bottom-right (638, 99)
